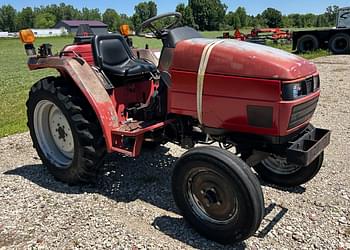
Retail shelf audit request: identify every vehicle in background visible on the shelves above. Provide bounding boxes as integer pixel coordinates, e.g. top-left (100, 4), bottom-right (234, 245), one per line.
top-left (293, 7), bottom-right (350, 54)
top-left (219, 27), bottom-right (292, 45)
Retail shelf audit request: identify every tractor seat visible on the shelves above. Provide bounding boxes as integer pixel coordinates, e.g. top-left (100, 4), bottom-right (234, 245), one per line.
top-left (92, 34), bottom-right (157, 82)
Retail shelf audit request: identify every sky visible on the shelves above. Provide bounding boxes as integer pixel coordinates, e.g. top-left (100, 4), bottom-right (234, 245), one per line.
top-left (1, 0), bottom-right (349, 16)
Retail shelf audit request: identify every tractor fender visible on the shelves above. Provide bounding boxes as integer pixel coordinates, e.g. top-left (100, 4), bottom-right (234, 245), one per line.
top-left (28, 56), bottom-right (118, 152)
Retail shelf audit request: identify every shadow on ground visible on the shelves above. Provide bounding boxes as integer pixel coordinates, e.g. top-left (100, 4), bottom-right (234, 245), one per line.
top-left (260, 180), bottom-right (306, 194)
top-left (4, 144), bottom-right (288, 249)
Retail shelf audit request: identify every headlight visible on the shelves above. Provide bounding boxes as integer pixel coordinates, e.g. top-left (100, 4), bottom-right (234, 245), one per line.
top-left (282, 82), bottom-right (303, 100)
top-left (282, 75), bottom-right (320, 101)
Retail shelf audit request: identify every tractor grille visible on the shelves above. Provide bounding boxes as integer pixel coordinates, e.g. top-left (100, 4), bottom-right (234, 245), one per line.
top-left (288, 97), bottom-right (319, 129)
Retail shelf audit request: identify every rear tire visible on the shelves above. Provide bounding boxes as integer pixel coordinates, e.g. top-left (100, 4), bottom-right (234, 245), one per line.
top-left (297, 34), bottom-right (319, 53)
top-left (253, 152), bottom-right (324, 187)
top-left (26, 77), bottom-right (106, 184)
top-left (329, 33), bottom-right (350, 54)
top-left (172, 146), bottom-right (264, 244)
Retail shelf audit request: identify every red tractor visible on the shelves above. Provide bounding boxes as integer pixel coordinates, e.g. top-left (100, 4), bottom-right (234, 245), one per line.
top-left (19, 13), bottom-right (330, 244)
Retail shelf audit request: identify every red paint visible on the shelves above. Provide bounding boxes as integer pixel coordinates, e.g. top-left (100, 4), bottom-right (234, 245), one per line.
top-left (171, 39), bottom-right (317, 80)
top-left (169, 68), bottom-right (320, 136)
top-left (27, 36), bottom-right (321, 156)
top-left (112, 80), bottom-right (156, 124)
top-left (28, 56), bottom-right (119, 152)
top-left (169, 69), bottom-right (280, 136)
top-left (62, 44), bottom-right (95, 65)
top-left (169, 39), bottom-right (319, 137)
top-left (279, 91), bottom-right (320, 135)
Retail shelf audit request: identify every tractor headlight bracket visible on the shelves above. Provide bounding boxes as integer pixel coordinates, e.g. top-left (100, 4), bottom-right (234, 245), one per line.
top-left (24, 43), bottom-right (36, 56)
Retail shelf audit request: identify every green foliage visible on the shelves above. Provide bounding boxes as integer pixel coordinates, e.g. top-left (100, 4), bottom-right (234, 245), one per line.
top-left (0, 2), bottom-right (343, 33)
top-left (250, 14), bottom-right (264, 27)
top-left (176, 3), bottom-right (197, 28)
top-left (225, 11), bottom-right (241, 28)
top-left (325, 5), bottom-right (339, 25)
top-left (235, 7), bottom-right (247, 27)
top-left (32, 4), bottom-right (80, 22)
top-left (81, 8), bottom-right (101, 20)
top-left (34, 12), bottom-right (56, 28)
top-left (58, 3), bottom-right (80, 20)
top-left (303, 14), bottom-right (317, 27)
top-left (262, 8), bottom-right (283, 28)
top-left (287, 14), bottom-right (302, 27)
top-left (0, 5), bottom-right (16, 31)
top-left (132, 1), bottom-right (157, 32)
top-left (189, 0), bottom-right (227, 31)
top-left (102, 9), bottom-right (121, 32)
top-left (316, 15), bottom-right (327, 27)
top-left (15, 7), bottom-right (34, 30)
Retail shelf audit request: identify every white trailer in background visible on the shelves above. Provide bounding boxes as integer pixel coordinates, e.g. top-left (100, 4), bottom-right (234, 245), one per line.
top-left (0, 32), bottom-right (9, 37)
top-left (31, 28), bottom-right (67, 37)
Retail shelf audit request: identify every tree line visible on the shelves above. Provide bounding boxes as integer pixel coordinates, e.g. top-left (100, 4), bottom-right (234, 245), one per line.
top-left (0, 1), bottom-right (341, 32)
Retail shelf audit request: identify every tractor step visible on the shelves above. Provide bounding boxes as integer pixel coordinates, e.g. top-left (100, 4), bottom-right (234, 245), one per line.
top-left (110, 119), bottom-right (172, 157)
top-left (113, 120), bottom-right (169, 136)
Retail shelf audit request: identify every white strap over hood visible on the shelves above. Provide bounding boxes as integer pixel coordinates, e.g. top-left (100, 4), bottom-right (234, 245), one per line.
top-left (196, 40), bottom-right (225, 124)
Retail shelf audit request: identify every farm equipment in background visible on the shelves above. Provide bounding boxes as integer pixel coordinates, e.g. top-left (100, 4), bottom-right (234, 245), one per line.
top-left (293, 7), bottom-right (350, 54)
top-left (220, 27), bottom-right (292, 44)
top-left (19, 12), bottom-right (330, 244)
top-left (252, 27), bottom-right (292, 42)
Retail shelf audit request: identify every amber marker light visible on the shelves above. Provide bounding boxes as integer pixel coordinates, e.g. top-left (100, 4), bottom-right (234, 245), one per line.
top-left (19, 29), bottom-right (36, 44)
top-left (19, 29), bottom-right (37, 56)
top-left (120, 24), bottom-right (130, 36)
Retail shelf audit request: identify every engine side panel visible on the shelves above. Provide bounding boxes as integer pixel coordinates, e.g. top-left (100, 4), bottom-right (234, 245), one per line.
top-left (169, 70), bottom-right (280, 134)
top-left (169, 69), bottom-right (320, 137)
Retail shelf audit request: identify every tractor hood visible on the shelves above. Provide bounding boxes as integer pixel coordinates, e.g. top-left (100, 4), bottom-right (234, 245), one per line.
top-left (170, 38), bottom-right (317, 80)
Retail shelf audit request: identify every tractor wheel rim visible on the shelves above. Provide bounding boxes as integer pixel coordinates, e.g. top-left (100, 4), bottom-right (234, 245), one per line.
top-left (262, 155), bottom-right (302, 175)
top-left (187, 169), bottom-right (238, 224)
top-left (34, 100), bottom-right (74, 168)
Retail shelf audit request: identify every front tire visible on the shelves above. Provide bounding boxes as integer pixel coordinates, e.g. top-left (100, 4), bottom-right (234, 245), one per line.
top-left (27, 77), bottom-right (105, 184)
top-left (172, 146), bottom-right (264, 244)
top-left (253, 152), bottom-right (324, 187)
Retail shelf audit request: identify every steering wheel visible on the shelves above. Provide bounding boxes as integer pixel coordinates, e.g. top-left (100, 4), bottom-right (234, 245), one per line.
top-left (141, 12), bottom-right (182, 38)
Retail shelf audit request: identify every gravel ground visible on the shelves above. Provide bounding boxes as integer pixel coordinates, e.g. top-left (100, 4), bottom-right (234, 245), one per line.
top-left (0, 55), bottom-right (349, 249)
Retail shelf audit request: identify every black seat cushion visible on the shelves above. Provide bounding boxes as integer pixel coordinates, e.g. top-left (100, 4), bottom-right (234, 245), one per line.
top-left (92, 34), bottom-right (157, 79)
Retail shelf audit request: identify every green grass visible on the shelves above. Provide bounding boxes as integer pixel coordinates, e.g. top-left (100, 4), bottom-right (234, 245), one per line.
top-left (132, 35), bottom-right (163, 48)
top-left (0, 34), bottom-right (330, 137)
top-left (0, 37), bottom-right (71, 137)
top-left (267, 41), bottom-right (331, 59)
